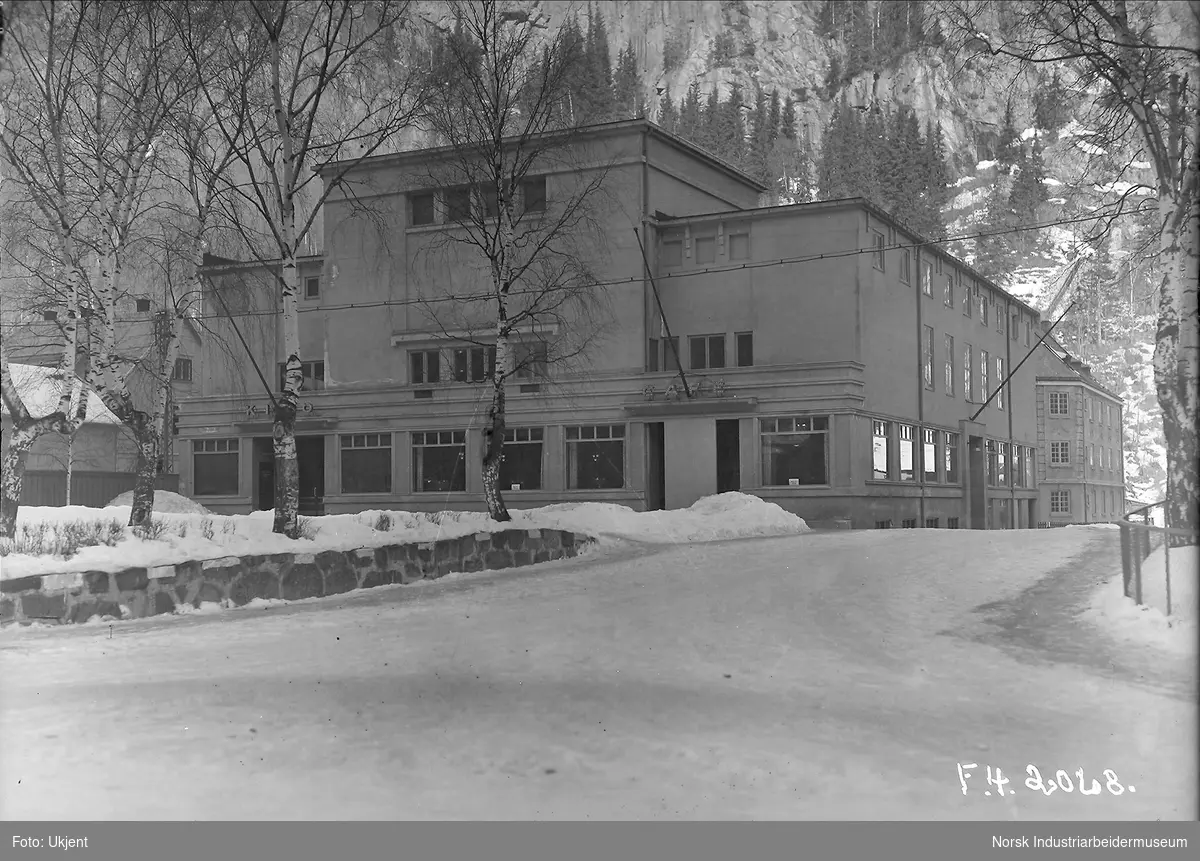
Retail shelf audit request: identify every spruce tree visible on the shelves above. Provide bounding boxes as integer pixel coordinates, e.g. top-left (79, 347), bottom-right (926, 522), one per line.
top-left (585, 4), bottom-right (615, 120)
top-left (781, 94), bottom-right (797, 139)
top-left (907, 0), bottom-right (926, 44)
top-left (658, 86), bottom-right (678, 133)
top-left (679, 81), bottom-right (703, 143)
top-left (700, 87), bottom-right (721, 152)
top-left (997, 100), bottom-right (1021, 166)
top-left (974, 181), bottom-right (1015, 284)
top-left (767, 89), bottom-right (782, 145)
top-left (920, 121), bottom-right (951, 239)
top-left (724, 82), bottom-right (747, 163)
top-left (613, 40), bottom-right (640, 120)
top-left (750, 84), bottom-right (772, 185)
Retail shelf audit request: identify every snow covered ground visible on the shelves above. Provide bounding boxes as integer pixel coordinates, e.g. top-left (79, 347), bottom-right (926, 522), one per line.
top-left (0, 492), bottom-right (809, 581)
top-left (1, 527), bottom-right (1193, 820)
top-left (1084, 544), bottom-right (1198, 657)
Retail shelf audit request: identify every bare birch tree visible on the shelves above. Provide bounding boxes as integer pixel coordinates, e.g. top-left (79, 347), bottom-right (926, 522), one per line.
top-left (414, 1), bottom-right (613, 521)
top-left (941, 0), bottom-right (1199, 533)
top-left (182, 0), bottom-right (423, 537)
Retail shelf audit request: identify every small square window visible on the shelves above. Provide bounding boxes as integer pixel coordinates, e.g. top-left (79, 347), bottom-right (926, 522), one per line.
top-left (304, 277), bottom-right (320, 299)
top-left (136, 298), bottom-right (152, 312)
top-left (411, 192), bottom-right (435, 226)
top-left (43, 310), bottom-right (58, 321)
top-left (446, 187), bottom-right (472, 222)
top-left (735, 332), bottom-right (753, 367)
top-left (728, 231), bottom-right (750, 261)
top-left (694, 235), bottom-right (716, 264)
top-left (522, 177), bottom-right (546, 214)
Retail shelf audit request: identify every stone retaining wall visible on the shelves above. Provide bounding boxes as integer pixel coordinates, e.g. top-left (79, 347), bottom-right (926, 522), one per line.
top-left (0, 528), bottom-right (591, 627)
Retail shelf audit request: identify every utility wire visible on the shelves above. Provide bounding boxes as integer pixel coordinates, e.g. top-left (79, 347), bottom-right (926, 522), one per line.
top-left (0, 206), bottom-right (1154, 328)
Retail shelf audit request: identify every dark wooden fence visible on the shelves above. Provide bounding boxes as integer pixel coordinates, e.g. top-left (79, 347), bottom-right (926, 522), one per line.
top-left (18, 471), bottom-right (181, 509)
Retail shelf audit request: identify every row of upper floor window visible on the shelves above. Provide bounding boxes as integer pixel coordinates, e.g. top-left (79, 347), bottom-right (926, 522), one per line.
top-left (1046, 391), bottom-right (1122, 427)
top-left (658, 221), bottom-right (752, 267)
top-left (408, 176), bottom-right (548, 228)
top-left (1049, 487), bottom-right (1123, 518)
top-left (648, 331), bottom-right (754, 373)
top-left (923, 328), bottom-right (1010, 411)
top-left (1047, 439), bottom-right (1123, 476)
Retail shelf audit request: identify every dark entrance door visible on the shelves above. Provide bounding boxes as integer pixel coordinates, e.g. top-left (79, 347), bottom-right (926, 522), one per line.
top-left (254, 436), bottom-right (275, 511)
top-left (297, 436), bottom-right (325, 516)
top-left (645, 422), bottom-right (665, 511)
top-left (716, 419), bottom-right (741, 493)
top-left (968, 435), bottom-right (987, 529)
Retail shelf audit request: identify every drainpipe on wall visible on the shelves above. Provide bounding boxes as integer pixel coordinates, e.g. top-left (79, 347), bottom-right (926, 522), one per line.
top-left (915, 242), bottom-right (926, 528)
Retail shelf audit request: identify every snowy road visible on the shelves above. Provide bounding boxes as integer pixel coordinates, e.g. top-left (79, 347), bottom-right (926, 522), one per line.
top-left (1, 528), bottom-right (1194, 820)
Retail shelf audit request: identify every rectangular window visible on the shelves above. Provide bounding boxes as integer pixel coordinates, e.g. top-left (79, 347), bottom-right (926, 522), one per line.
top-left (521, 176), bottom-right (546, 214)
top-left (1010, 310), bottom-right (1019, 340)
top-left (661, 229), bottom-right (684, 267)
top-left (412, 430), bottom-right (466, 493)
top-left (1026, 446), bottom-right (1035, 487)
top-left (647, 338), bottom-right (659, 372)
top-left (979, 288), bottom-right (988, 325)
top-left (192, 439), bottom-right (238, 496)
top-left (689, 334), bottom-right (726, 370)
top-left (279, 360), bottom-right (326, 392)
top-left (980, 350), bottom-right (990, 403)
top-left (872, 420), bottom-right (892, 481)
top-left (963, 280), bottom-right (973, 317)
top-left (986, 440), bottom-right (999, 485)
top-left (995, 357), bottom-right (1005, 411)
top-left (963, 343), bottom-right (974, 401)
top-left (694, 234), bottom-right (716, 264)
top-left (445, 187), bottom-right (472, 222)
top-left (172, 357), bottom-right (193, 382)
top-left (480, 184), bottom-right (500, 218)
top-left (1025, 319), bottom-right (1032, 346)
top-left (943, 275), bottom-right (953, 307)
top-left (497, 427), bottom-right (544, 491)
top-left (945, 432), bottom-right (960, 483)
top-left (452, 346), bottom-right (495, 383)
top-left (566, 425), bottom-right (625, 489)
top-left (997, 442), bottom-right (1008, 486)
top-left (662, 336), bottom-right (681, 372)
top-left (925, 518), bottom-right (939, 528)
top-left (341, 433), bottom-right (392, 494)
top-left (1089, 443), bottom-right (1095, 468)
top-left (872, 231), bottom-right (885, 270)
top-left (43, 310), bottom-right (58, 321)
top-left (304, 276), bottom-right (320, 299)
top-left (899, 424), bottom-right (916, 481)
top-left (947, 516), bottom-right (959, 529)
top-left (899, 250), bottom-right (911, 284)
top-left (136, 297), bottom-right (152, 312)
top-left (1051, 490), bottom-right (1071, 514)
top-left (410, 349), bottom-right (441, 385)
top-left (1048, 392), bottom-right (1068, 416)
top-left (411, 192), bottom-right (435, 226)
top-left (922, 428), bottom-right (938, 483)
top-left (735, 332), bottom-right (754, 367)
top-left (996, 305), bottom-right (1005, 335)
top-left (1086, 397), bottom-right (1093, 421)
top-left (1050, 440), bottom-right (1070, 465)
top-left (728, 231), bottom-right (750, 260)
top-left (514, 341), bottom-right (549, 380)
top-left (1014, 445), bottom-right (1026, 487)
top-left (760, 416), bottom-right (830, 486)
top-left (922, 326), bottom-right (935, 390)
top-left (922, 261), bottom-right (934, 295)
top-left (943, 334), bottom-right (955, 395)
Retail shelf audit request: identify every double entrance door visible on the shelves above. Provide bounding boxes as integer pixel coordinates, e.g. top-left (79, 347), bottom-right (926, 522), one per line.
top-left (644, 418), bottom-right (741, 511)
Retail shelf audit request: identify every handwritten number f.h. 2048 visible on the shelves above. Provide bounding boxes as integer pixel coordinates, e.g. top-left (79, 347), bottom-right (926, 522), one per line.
top-left (958, 763), bottom-right (1133, 797)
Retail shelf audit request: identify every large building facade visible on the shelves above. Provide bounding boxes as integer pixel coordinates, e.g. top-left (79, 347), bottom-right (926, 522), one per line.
top-left (1034, 336), bottom-right (1126, 524)
top-left (175, 120), bottom-right (1056, 529)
